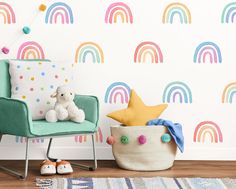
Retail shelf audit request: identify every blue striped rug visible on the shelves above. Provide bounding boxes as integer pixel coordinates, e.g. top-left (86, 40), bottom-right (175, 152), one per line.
top-left (36, 177), bottom-right (236, 189)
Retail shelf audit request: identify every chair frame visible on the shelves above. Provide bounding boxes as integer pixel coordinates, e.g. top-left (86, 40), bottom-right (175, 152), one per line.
top-left (0, 133), bottom-right (97, 180)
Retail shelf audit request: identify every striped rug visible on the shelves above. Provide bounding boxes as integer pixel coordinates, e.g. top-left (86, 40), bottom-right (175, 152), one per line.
top-left (36, 177), bottom-right (236, 189)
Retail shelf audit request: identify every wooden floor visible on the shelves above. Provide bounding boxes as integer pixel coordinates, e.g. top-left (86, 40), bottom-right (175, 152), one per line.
top-left (0, 160), bottom-right (236, 188)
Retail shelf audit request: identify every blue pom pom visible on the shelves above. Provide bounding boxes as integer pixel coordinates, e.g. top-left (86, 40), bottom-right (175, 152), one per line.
top-left (22, 26), bottom-right (31, 34)
top-left (161, 133), bottom-right (171, 143)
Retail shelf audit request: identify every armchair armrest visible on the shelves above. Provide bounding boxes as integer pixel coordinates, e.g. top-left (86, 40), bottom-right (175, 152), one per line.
top-left (74, 95), bottom-right (99, 128)
top-left (0, 97), bottom-right (33, 137)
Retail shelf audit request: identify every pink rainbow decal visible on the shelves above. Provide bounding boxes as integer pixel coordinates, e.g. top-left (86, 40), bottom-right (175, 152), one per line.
top-left (17, 41), bottom-right (45, 60)
top-left (105, 2), bottom-right (133, 24)
top-left (193, 121), bottom-right (223, 143)
top-left (74, 128), bottom-right (103, 143)
top-left (134, 41), bottom-right (163, 63)
top-left (0, 2), bottom-right (16, 24)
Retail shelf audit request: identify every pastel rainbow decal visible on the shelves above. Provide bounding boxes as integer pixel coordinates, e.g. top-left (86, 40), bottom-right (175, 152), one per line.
top-left (105, 2), bottom-right (133, 24)
top-left (162, 81), bottom-right (192, 103)
top-left (134, 42), bottom-right (163, 63)
top-left (193, 121), bottom-right (223, 143)
top-left (162, 2), bottom-right (191, 24)
top-left (104, 82), bottom-right (131, 104)
top-left (15, 137), bottom-right (44, 143)
top-left (75, 42), bottom-right (104, 63)
top-left (0, 2), bottom-right (16, 24)
top-left (221, 2), bottom-right (236, 23)
top-left (17, 41), bottom-right (45, 60)
top-left (193, 42), bottom-right (222, 64)
top-left (74, 127), bottom-right (103, 143)
top-left (222, 82), bottom-right (236, 103)
top-left (45, 2), bottom-right (74, 24)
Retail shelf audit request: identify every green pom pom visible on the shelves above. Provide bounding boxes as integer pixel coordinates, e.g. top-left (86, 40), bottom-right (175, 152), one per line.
top-left (161, 133), bottom-right (171, 143)
top-left (120, 135), bottom-right (129, 144)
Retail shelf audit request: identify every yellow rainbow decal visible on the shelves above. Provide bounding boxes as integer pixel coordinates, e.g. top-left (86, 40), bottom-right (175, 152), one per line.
top-left (0, 2), bottom-right (16, 24)
top-left (162, 2), bottom-right (191, 24)
top-left (193, 121), bottom-right (223, 143)
top-left (222, 82), bottom-right (236, 103)
top-left (134, 41), bottom-right (163, 63)
top-left (17, 41), bottom-right (45, 59)
top-left (105, 2), bottom-right (133, 24)
top-left (75, 42), bottom-right (104, 63)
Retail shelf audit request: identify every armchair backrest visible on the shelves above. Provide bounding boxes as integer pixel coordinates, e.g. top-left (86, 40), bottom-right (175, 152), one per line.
top-left (0, 60), bottom-right (11, 98)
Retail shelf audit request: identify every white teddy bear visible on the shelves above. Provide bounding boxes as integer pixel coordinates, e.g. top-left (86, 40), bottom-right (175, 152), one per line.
top-left (45, 85), bottom-right (85, 123)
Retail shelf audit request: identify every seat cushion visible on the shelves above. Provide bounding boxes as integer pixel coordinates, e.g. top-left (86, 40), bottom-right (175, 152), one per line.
top-left (31, 120), bottom-right (96, 137)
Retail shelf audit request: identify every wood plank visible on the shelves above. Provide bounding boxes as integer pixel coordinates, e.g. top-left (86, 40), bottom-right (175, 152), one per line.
top-left (0, 160), bottom-right (236, 189)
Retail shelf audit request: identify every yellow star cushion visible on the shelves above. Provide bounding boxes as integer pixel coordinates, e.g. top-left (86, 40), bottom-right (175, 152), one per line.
top-left (107, 90), bottom-right (168, 126)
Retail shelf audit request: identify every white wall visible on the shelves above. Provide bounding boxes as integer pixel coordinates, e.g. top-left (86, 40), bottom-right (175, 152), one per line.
top-left (1, 0), bottom-right (236, 160)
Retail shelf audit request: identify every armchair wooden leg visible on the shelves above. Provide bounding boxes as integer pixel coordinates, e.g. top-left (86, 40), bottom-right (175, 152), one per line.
top-left (0, 134), bottom-right (2, 142)
top-left (46, 134), bottom-right (97, 171)
top-left (0, 137), bottom-right (30, 180)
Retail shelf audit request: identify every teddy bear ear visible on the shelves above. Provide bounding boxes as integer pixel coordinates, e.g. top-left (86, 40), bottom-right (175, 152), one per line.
top-left (50, 92), bottom-right (57, 98)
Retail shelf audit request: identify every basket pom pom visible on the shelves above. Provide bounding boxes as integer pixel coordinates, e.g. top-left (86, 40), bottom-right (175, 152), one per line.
top-left (106, 136), bottom-right (115, 145)
top-left (138, 135), bottom-right (147, 145)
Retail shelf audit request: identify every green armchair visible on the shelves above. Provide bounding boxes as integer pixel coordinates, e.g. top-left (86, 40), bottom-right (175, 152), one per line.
top-left (0, 60), bottom-right (99, 179)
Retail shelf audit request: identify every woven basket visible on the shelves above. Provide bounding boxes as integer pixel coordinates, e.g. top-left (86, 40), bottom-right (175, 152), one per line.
top-left (110, 125), bottom-right (177, 171)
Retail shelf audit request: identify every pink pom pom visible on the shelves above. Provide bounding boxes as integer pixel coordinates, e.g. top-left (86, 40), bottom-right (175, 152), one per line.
top-left (138, 135), bottom-right (147, 145)
top-left (1, 47), bottom-right (9, 54)
top-left (106, 136), bottom-right (115, 145)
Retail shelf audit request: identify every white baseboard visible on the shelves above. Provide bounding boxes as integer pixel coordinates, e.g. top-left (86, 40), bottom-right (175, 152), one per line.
top-left (0, 146), bottom-right (235, 160)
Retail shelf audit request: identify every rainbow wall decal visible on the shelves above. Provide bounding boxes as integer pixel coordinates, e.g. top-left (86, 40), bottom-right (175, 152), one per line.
top-left (221, 2), bottom-right (236, 23)
top-left (162, 81), bottom-right (192, 103)
top-left (105, 2), bottom-right (133, 24)
top-left (17, 41), bottom-right (45, 60)
top-left (104, 82), bottom-right (131, 104)
top-left (134, 42), bottom-right (163, 63)
top-left (75, 42), bottom-right (104, 63)
top-left (162, 2), bottom-right (191, 24)
top-left (0, 2), bottom-right (16, 24)
top-left (15, 137), bottom-right (44, 143)
top-left (74, 127), bottom-right (103, 143)
top-left (193, 42), bottom-right (222, 64)
top-left (45, 2), bottom-right (74, 24)
top-left (193, 121), bottom-right (223, 143)
top-left (222, 82), bottom-right (236, 103)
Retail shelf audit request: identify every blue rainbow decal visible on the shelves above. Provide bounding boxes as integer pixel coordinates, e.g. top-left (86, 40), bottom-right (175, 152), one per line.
top-left (162, 81), bottom-right (192, 103)
top-left (104, 82), bottom-right (131, 104)
top-left (221, 2), bottom-right (236, 23)
top-left (193, 42), bottom-right (222, 64)
top-left (45, 2), bottom-right (73, 24)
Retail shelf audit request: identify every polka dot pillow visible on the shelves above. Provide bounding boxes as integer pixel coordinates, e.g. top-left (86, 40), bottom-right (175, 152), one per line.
top-left (9, 60), bottom-right (74, 120)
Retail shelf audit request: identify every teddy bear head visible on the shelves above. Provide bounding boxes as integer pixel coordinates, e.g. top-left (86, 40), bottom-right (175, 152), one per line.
top-left (51, 85), bottom-right (75, 104)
